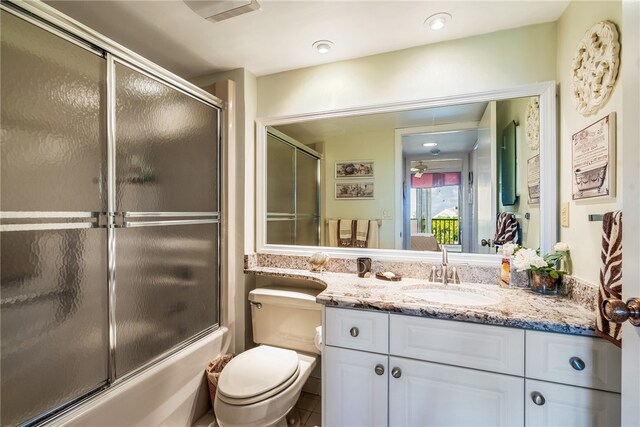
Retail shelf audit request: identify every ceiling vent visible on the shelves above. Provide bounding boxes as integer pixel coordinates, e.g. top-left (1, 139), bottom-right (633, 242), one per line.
top-left (184, 0), bottom-right (260, 23)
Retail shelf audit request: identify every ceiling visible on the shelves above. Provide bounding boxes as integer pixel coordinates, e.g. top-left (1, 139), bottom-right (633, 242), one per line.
top-left (403, 129), bottom-right (479, 157)
top-left (44, 0), bottom-right (570, 79)
top-left (276, 101), bottom-right (487, 159)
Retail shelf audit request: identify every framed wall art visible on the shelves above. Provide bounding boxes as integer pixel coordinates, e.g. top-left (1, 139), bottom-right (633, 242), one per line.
top-left (571, 113), bottom-right (616, 200)
top-left (335, 160), bottom-right (374, 179)
top-left (335, 182), bottom-right (374, 200)
top-left (527, 154), bottom-right (540, 204)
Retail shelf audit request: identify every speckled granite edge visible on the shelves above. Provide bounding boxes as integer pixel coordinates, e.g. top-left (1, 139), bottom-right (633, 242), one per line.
top-left (562, 275), bottom-right (598, 312)
top-left (244, 265), bottom-right (597, 337)
top-left (245, 253), bottom-right (258, 270)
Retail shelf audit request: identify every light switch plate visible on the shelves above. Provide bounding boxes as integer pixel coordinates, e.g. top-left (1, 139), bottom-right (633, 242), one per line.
top-left (561, 202), bottom-right (569, 227)
top-left (382, 209), bottom-right (392, 219)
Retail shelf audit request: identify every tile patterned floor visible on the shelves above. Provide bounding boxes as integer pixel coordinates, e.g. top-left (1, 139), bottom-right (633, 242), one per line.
top-left (294, 392), bottom-right (321, 427)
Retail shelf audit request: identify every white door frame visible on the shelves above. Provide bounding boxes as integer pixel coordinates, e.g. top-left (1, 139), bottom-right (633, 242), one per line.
top-left (621, 1), bottom-right (640, 424)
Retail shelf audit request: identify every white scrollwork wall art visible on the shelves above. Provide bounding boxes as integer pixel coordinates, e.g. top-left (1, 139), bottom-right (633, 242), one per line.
top-left (571, 21), bottom-right (620, 116)
top-left (525, 97), bottom-right (540, 151)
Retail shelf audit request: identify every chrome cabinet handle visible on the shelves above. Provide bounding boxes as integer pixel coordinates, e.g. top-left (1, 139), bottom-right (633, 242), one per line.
top-left (391, 367), bottom-right (402, 378)
top-left (349, 327), bottom-right (359, 337)
top-left (374, 364), bottom-right (385, 376)
top-left (569, 356), bottom-right (585, 371)
top-left (531, 391), bottom-right (545, 406)
top-left (602, 297), bottom-right (640, 326)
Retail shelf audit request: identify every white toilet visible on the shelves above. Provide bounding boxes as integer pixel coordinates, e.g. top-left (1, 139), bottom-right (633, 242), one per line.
top-left (214, 286), bottom-right (322, 427)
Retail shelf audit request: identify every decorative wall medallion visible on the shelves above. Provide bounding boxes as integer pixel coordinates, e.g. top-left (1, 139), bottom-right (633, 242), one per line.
top-left (571, 21), bottom-right (620, 116)
top-left (525, 97), bottom-right (540, 151)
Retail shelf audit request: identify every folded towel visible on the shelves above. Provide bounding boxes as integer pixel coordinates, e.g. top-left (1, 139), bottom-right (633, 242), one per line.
top-left (355, 220), bottom-right (370, 248)
top-left (494, 212), bottom-right (519, 245)
top-left (338, 220), bottom-right (353, 247)
top-left (367, 222), bottom-right (379, 249)
top-left (328, 220), bottom-right (339, 247)
top-left (596, 211), bottom-right (623, 347)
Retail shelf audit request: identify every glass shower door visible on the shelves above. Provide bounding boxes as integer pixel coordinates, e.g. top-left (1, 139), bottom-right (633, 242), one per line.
top-left (266, 133), bottom-right (295, 244)
top-left (0, 10), bottom-right (109, 426)
top-left (113, 61), bottom-right (220, 378)
top-left (265, 132), bottom-right (320, 246)
top-left (296, 150), bottom-right (320, 246)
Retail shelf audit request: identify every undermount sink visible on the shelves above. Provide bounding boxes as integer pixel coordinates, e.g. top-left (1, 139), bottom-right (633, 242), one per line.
top-left (403, 288), bottom-right (501, 307)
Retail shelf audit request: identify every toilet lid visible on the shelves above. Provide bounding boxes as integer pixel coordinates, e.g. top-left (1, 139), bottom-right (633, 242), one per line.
top-left (217, 346), bottom-right (299, 401)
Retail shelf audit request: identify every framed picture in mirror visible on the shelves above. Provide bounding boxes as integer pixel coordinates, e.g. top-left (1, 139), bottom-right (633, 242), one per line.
top-left (335, 182), bottom-right (374, 199)
top-left (335, 160), bottom-right (374, 179)
top-left (528, 155), bottom-right (540, 204)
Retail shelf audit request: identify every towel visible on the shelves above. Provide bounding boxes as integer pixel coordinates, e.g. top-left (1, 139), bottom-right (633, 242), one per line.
top-left (328, 220), bottom-right (339, 247)
top-left (338, 220), bottom-right (353, 247)
top-left (596, 211), bottom-right (623, 347)
top-left (355, 220), bottom-right (370, 248)
top-left (367, 222), bottom-right (379, 249)
top-left (494, 212), bottom-right (519, 245)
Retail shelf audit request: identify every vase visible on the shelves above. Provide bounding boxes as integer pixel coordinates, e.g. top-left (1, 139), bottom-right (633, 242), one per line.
top-left (530, 271), bottom-right (559, 295)
top-left (499, 257), bottom-right (511, 287)
top-left (556, 251), bottom-right (572, 275)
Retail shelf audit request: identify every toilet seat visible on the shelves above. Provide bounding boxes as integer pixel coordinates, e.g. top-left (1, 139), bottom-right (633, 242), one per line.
top-left (217, 346), bottom-right (300, 405)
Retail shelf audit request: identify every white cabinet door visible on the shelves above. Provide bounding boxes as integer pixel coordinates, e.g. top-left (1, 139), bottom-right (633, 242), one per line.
top-left (525, 379), bottom-right (620, 427)
top-left (388, 356), bottom-right (524, 427)
top-left (324, 346), bottom-right (388, 427)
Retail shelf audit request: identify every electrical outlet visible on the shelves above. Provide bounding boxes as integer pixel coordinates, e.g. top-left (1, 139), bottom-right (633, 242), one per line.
top-left (561, 202), bottom-right (569, 227)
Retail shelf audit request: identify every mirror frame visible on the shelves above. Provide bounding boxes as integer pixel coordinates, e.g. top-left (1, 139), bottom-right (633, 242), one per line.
top-left (255, 81), bottom-right (557, 266)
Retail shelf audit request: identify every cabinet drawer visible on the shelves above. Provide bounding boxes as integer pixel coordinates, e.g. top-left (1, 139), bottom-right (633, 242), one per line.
top-left (325, 307), bottom-right (389, 354)
top-left (525, 379), bottom-right (620, 427)
top-left (525, 331), bottom-right (621, 393)
top-left (390, 315), bottom-right (524, 376)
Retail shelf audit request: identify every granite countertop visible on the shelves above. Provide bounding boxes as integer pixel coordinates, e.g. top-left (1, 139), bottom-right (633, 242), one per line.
top-left (246, 266), bottom-right (597, 336)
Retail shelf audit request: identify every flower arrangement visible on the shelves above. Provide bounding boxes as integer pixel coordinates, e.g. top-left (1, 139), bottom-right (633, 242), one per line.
top-left (500, 242), bottom-right (571, 294)
top-left (513, 247), bottom-right (564, 279)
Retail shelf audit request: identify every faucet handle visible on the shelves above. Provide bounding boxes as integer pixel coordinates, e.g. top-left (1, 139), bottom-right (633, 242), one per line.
top-left (429, 265), bottom-right (438, 282)
top-left (449, 266), bottom-right (461, 285)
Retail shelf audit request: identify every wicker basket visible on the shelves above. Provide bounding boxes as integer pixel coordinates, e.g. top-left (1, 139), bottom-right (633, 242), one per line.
top-left (205, 354), bottom-right (235, 409)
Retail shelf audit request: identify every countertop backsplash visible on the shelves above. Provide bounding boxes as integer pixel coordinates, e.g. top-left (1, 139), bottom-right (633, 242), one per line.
top-left (245, 253), bottom-right (598, 312)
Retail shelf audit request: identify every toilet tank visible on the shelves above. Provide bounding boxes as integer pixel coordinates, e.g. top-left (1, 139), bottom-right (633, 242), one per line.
top-left (249, 286), bottom-right (321, 355)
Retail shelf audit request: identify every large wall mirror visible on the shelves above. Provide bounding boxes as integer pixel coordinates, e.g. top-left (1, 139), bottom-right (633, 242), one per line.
top-left (256, 82), bottom-right (556, 263)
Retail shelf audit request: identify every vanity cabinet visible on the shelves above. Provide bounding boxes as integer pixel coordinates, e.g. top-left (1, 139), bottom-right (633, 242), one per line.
top-left (323, 307), bottom-right (621, 427)
top-left (324, 346), bottom-right (388, 427)
top-left (388, 356), bottom-right (524, 426)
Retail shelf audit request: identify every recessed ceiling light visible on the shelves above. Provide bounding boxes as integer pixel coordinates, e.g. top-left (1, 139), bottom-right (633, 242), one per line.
top-left (424, 12), bottom-right (451, 31)
top-left (423, 142), bottom-right (438, 147)
top-left (312, 40), bottom-right (334, 54)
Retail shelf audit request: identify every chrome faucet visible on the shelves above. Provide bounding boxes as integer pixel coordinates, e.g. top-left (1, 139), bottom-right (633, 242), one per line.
top-left (428, 247), bottom-right (461, 285)
top-left (441, 248), bottom-right (449, 285)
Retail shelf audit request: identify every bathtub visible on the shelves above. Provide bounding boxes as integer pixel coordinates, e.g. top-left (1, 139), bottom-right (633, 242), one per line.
top-left (50, 327), bottom-right (230, 427)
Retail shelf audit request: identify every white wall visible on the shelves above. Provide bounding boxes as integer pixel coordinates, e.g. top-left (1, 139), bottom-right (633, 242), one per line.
top-left (321, 129), bottom-right (396, 248)
top-left (556, 0), bottom-right (622, 286)
top-left (257, 22), bottom-right (557, 118)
